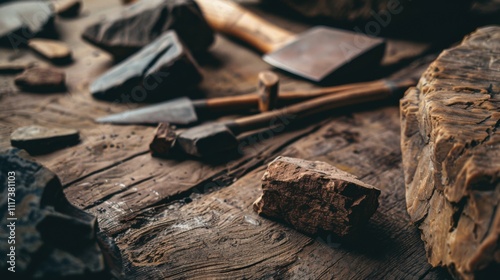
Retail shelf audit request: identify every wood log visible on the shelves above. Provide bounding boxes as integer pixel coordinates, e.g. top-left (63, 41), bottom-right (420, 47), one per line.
top-left (82, 0), bottom-right (214, 59)
top-left (0, 149), bottom-right (114, 279)
top-left (90, 31), bottom-right (202, 102)
top-left (400, 26), bottom-right (500, 279)
top-left (253, 156), bottom-right (380, 238)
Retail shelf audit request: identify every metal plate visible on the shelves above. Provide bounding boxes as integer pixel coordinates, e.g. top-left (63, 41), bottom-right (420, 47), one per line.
top-left (95, 97), bottom-right (198, 125)
top-left (263, 26), bottom-right (385, 82)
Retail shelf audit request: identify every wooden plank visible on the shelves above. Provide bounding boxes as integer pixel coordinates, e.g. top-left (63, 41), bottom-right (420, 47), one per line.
top-left (0, 0), bottom-right (448, 278)
top-left (113, 107), bottom-right (451, 279)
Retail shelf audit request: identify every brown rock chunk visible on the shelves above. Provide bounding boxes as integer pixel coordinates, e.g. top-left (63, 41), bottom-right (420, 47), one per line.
top-left (90, 31), bottom-right (201, 102)
top-left (82, 0), bottom-right (214, 59)
top-left (253, 156), bottom-right (380, 238)
top-left (149, 123), bottom-right (177, 157)
top-left (51, 0), bottom-right (82, 17)
top-left (400, 26), bottom-right (500, 279)
top-left (10, 125), bottom-right (79, 154)
top-left (14, 66), bottom-right (66, 92)
top-left (0, 61), bottom-right (34, 74)
top-left (28, 39), bottom-right (72, 64)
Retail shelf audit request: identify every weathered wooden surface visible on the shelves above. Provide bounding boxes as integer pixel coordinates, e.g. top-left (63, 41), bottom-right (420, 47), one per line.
top-left (401, 26), bottom-right (500, 279)
top-left (0, 0), bottom-right (451, 278)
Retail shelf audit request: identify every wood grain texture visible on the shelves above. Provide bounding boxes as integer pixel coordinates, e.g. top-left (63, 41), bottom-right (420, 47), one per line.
top-left (113, 107), bottom-right (448, 279)
top-left (401, 26), bottom-right (500, 279)
top-left (0, 0), bottom-right (449, 278)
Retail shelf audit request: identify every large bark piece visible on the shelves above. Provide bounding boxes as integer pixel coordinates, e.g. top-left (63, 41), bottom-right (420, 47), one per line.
top-left (82, 0), bottom-right (214, 59)
top-left (0, 149), bottom-right (114, 279)
top-left (253, 156), bottom-right (380, 238)
top-left (400, 26), bottom-right (500, 279)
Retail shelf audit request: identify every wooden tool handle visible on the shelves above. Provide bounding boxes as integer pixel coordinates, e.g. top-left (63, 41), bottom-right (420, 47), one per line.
top-left (258, 71), bottom-right (279, 112)
top-left (195, 79), bottom-right (390, 113)
top-left (195, 0), bottom-right (295, 53)
top-left (230, 78), bottom-right (415, 133)
top-left (194, 94), bottom-right (259, 113)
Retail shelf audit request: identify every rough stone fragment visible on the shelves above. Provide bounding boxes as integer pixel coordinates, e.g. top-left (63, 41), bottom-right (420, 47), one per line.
top-left (0, 61), bottom-right (34, 74)
top-left (51, 0), bottom-right (82, 17)
top-left (0, 1), bottom-right (55, 46)
top-left (10, 125), bottom-right (79, 154)
top-left (14, 66), bottom-right (66, 92)
top-left (400, 26), bottom-right (500, 279)
top-left (253, 156), bottom-right (380, 238)
top-left (0, 149), bottom-right (112, 279)
top-left (149, 122), bottom-right (177, 157)
top-left (82, 0), bottom-right (214, 59)
top-left (29, 39), bottom-right (72, 64)
top-left (90, 31), bottom-right (202, 102)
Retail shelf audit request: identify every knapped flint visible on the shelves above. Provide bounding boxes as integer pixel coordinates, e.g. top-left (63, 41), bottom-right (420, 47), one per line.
top-left (0, 149), bottom-right (115, 279)
top-left (90, 31), bottom-right (202, 102)
top-left (253, 156), bottom-right (380, 239)
top-left (82, 0), bottom-right (214, 59)
top-left (400, 26), bottom-right (500, 279)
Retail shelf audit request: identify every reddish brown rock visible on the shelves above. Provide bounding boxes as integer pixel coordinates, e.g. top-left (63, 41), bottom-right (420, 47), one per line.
top-left (14, 66), bottom-right (66, 92)
top-left (400, 26), bottom-right (500, 279)
top-left (149, 123), bottom-right (177, 157)
top-left (253, 156), bottom-right (380, 238)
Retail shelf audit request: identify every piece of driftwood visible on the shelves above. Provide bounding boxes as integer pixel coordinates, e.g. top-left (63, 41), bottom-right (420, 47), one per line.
top-left (29, 39), bottom-right (72, 64)
top-left (82, 0), bottom-right (214, 59)
top-left (14, 66), bottom-right (66, 92)
top-left (10, 125), bottom-right (79, 154)
top-left (90, 31), bottom-right (202, 102)
top-left (254, 156), bottom-right (380, 238)
top-left (0, 149), bottom-right (112, 279)
top-left (400, 26), bottom-right (500, 279)
top-left (0, 1), bottom-right (55, 46)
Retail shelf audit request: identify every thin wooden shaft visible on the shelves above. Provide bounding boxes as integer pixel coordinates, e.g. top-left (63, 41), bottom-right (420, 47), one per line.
top-left (198, 80), bottom-right (381, 113)
top-left (230, 79), bottom-right (415, 133)
top-left (195, 0), bottom-right (295, 53)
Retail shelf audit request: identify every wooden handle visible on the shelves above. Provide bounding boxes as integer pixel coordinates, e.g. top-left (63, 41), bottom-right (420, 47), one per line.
top-left (258, 71), bottom-right (279, 112)
top-left (231, 79), bottom-right (414, 133)
top-left (278, 80), bottom-right (386, 101)
top-left (197, 94), bottom-right (260, 113)
top-left (195, 79), bottom-right (390, 113)
top-left (195, 0), bottom-right (295, 53)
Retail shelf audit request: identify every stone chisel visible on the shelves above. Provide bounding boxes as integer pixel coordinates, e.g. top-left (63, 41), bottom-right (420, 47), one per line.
top-left (174, 76), bottom-right (418, 157)
top-left (96, 75), bottom-right (387, 126)
top-left (194, 0), bottom-right (385, 83)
